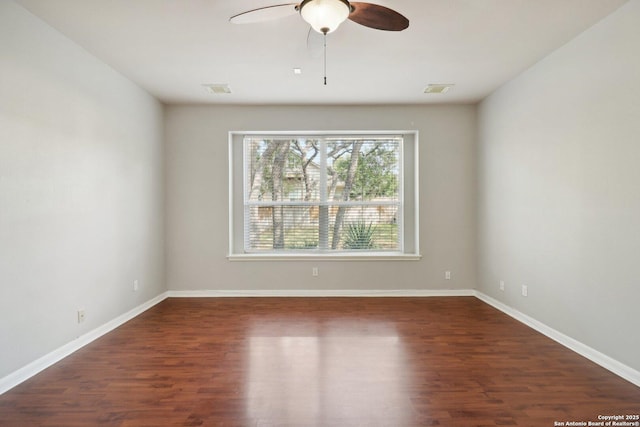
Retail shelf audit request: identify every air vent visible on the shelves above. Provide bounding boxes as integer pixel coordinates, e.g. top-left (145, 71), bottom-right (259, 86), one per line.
top-left (203, 84), bottom-right (232, 94)
top-left (424, 84), bottom-right (454, 94)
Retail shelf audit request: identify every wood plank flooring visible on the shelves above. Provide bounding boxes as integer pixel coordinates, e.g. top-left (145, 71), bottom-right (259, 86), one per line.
top-left (0, 297), bottom-right (638, 426)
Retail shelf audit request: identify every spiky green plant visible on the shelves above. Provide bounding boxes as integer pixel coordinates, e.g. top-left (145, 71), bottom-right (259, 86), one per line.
top-left (343, 221), bottom-right (376, 249)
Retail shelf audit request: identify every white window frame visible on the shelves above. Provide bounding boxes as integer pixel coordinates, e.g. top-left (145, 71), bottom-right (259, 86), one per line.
top-left (228, 130), bottom-right (421, 261)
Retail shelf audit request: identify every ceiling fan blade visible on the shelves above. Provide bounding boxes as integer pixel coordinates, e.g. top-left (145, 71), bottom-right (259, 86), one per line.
top-left (348, 2), bottom-right (409, 31)
top-left (230, 3), bottom-right (299, 24)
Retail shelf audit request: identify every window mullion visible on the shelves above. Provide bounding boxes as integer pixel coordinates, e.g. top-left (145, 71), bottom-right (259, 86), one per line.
top-left (318, 138), bottom-right (329, 250)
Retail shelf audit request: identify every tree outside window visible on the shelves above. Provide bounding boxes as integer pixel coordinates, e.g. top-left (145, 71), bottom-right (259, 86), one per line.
top-left (244, 136), bottom-right (401, 253)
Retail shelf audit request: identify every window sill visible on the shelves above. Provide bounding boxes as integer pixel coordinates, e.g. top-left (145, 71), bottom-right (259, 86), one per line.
top-left (227, 253), bottom-right (422, 261)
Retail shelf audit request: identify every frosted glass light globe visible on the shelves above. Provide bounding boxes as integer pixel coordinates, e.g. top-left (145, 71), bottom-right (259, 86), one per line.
top-left (300, 0), bottom-right (351, 34)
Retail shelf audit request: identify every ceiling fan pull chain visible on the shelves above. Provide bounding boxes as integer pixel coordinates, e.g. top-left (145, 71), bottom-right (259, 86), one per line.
top-left (323, 32), bottom-right (327, 85)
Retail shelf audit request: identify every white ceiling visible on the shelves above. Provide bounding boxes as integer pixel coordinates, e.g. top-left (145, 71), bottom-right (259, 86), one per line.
top-left (15, 0), bottom-right (628, 105)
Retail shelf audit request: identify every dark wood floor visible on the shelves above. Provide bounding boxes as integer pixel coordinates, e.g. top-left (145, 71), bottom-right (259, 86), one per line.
top-left (0, 297), bottom-right (638, 426)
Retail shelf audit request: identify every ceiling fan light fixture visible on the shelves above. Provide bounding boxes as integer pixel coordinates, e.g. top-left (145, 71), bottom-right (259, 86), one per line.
top-left (299, 0), bottom-right (351, 34)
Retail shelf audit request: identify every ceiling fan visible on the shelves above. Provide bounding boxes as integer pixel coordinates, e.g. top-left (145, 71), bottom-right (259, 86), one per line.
top-left (230, 0), bottom-right (409, 84)
top-left (230, 0), bottom-right (409, 34)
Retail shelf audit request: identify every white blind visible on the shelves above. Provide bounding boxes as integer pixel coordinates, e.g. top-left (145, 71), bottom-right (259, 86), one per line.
top-left (243, 136), bottom-right (402, 252)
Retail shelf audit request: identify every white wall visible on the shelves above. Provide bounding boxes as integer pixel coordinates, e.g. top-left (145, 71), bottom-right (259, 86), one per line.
top-left (0, 2), bottom-right (165, 379)
top-left (165, 105), bottom-right (477, 292)
top-left (477, 0), bottom-right (640, 372)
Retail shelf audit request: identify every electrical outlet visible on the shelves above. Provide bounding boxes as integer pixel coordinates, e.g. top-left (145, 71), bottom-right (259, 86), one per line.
top-left (312, 267), bottom-right (318, 277)
top-left (445, 271), bottom-right (451, 280)
top-left (522, 284), bottom-right (528, 297)
top-left (500, 280), bottom-right (505, 291)
top-left (77, 309), bottom-right (85, 323)
top-left (133, 280), bottom-right (139, 291)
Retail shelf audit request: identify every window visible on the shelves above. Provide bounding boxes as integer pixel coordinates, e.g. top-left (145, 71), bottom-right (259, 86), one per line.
top-left (229, 131), bottom-right (419, 260)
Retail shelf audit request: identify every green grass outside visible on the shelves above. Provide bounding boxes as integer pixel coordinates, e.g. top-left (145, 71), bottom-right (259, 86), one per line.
top-left (252, 224), bottom-right (398, 250)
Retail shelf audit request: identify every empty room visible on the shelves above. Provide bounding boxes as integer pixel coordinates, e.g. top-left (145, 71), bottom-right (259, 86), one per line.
top-left (1, 0), bottom-right (639, 426)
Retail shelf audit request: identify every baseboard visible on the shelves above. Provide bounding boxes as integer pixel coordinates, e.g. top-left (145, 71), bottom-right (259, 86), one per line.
top-left (0, 291), bottom-right (169, 395)
top-left (474, 291), bottom-right (640, 388)
top-left (167, 289), bottom-right (476, 298)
